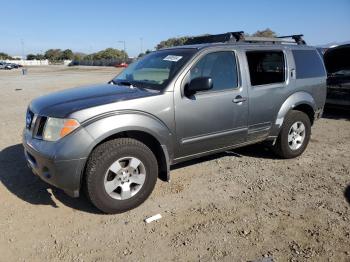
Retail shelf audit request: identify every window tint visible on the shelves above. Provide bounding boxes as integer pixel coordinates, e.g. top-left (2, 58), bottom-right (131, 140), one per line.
top-left (246, 51), bottom-right (285, 86)
top-left (190, 51), bottom-right (238, 91)
top-left (292, 50), bottom-right (326, 79)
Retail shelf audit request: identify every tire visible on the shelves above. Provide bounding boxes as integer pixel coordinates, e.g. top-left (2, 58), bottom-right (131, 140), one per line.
top-left (85, 138), bottom-right (158, 214)
top-left (272, 110), bottom-right (311, 159)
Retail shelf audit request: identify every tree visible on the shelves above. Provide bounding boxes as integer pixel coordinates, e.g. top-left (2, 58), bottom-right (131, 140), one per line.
top-left (35, 54), bottom-right (45, 60)
top-left (73, 52), bottom-right (86, 61)
top-left (27, 53), bottom-right (45, 60)
top-left (26, 54), bottom-right (36, 60)
top-left (0, 52), bottom-right (13, 60)
top-left (60, 49), bottom-right (74, 60)
top-left (44, 49), bottom-right (62, 62)
top-left (83, 54), bottom-right (94, 61)
top-left (156, 37), bottom-right (189, 50)
top-left (137, 49), bottom-right (152, 58)
top-left (92, 48), bottom-right (128, 60)
top-left (251, 28), bottom-right (277, 38)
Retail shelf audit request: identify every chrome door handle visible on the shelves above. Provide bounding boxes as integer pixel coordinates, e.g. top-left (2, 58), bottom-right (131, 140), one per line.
top-left (233, 96), bottom-right (247, 103)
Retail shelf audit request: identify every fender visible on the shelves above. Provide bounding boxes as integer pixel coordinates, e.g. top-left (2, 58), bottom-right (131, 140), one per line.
top-left (270, 91), bottom-right (316, 137)
top-left (82, 110), bottom-right (174, 162)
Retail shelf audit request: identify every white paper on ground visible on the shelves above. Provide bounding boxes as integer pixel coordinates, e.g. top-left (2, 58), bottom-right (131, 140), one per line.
top-left (145, 214), bottom-right (162, 223)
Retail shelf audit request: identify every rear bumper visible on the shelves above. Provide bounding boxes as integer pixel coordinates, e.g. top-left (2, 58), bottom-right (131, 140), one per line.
top-left (22, 132), bottom-right (87, 198)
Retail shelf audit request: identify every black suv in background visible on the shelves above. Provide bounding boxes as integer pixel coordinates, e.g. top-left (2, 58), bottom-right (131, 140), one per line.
top-left (321, 43), bottom-right (350, 107)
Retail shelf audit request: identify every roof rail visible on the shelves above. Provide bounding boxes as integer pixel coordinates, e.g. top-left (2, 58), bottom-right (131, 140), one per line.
top-left (277, 34), bottom-right (306, 45)
top-left (183, 32), bottom-right (306, 45)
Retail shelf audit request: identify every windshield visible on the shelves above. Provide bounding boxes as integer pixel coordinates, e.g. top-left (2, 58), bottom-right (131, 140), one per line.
top-left (112, 49), bottom-right (196, 90)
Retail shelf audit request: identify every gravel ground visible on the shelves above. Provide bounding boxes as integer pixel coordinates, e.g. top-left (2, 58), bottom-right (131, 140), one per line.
top-left (0, 66), bottom-right (349, 261)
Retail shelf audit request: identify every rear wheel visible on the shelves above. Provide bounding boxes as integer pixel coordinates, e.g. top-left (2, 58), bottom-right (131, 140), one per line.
top-left (273, 110), bottom-right (311, 159)
top-left (85, 138), bottom-right (158, 214)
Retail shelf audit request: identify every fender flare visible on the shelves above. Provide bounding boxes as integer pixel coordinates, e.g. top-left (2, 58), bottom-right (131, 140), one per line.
top-left (271, 92), bottom-right (316, 136)
top-left (82, 111), bottom-right (173, 179)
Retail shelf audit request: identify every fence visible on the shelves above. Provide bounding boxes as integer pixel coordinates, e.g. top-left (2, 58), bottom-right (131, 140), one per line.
top-left (70, 58), bottom-right (133, 67)
top-left (2, 58), bottom-right (133, 67)
top-left (2, 59), bottom-right (49, 66)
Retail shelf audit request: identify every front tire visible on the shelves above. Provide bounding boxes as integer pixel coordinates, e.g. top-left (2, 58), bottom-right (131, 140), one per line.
top-left (85, 138), bottom-right (158, 214)
top-left (273, 110), bottom-right (311, 159)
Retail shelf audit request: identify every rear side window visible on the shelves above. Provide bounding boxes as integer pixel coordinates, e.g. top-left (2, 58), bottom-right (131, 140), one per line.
top-left (292, 49), bottom-right (326, 79)
top-left (189, 51), bottom-right (238, 91)
top-left (246, 51), bottom-right (285, 86)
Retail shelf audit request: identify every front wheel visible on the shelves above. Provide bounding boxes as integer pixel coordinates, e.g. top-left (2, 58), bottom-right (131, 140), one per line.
top-left (272, 110), bottom-right (311, 159)
top-left (85, 138), bottom-right (158, 214)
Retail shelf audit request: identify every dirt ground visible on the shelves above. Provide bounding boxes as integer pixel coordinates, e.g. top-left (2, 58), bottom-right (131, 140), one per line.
top-left (0, 66), bottom-right (349, 262)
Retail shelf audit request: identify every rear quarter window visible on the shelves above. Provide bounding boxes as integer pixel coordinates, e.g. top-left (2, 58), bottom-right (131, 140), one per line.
top-left (292, 49), bottom-right (326, 79)
top-left (246, 50), bottom-right (285, 86)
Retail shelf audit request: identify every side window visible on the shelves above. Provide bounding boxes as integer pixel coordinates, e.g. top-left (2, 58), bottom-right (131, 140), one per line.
top-left (246, 51), bottom-right (285, 86)
top-left (189, 51), bottom-right (238, 91)
top-left (292, 49), bottom-right (326, 79)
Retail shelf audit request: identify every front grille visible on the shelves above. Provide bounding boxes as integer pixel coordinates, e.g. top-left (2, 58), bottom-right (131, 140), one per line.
top-left (33, 116), bottom-right (47, 138)
top-left (26, 108), bottom-right (48, 139)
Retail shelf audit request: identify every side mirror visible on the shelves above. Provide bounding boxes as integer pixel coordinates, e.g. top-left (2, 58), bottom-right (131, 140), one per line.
top-left (185, 77), bottom-right (213, 96)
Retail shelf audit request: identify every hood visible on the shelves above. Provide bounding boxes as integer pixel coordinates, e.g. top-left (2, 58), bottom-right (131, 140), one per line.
top-left (323, 44), bottom-right (350, 74)
top-left (30, 84), bottom-right (160, 118)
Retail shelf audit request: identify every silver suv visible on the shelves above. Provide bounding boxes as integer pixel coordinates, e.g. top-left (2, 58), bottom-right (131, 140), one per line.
top-left (23, 32), bottom-right (327, 213)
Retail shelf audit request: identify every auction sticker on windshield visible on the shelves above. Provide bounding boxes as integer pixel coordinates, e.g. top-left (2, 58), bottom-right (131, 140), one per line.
top-left (163, 55), bottom-right (183, 62)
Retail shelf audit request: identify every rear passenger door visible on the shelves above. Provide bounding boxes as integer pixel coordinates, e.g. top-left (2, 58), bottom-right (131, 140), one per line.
top-left (244, 49), bottom-right (290, 141)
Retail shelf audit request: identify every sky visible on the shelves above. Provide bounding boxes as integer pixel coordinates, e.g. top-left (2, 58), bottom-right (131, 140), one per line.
top-left (1, 0), bottom-right (350, 57)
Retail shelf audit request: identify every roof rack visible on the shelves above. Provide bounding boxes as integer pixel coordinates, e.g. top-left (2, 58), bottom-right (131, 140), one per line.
top-left (185, 31), bottom-right (245, 45)
top-left (277, 34), bottom-right (306, 45)
top-left (184, 31), bottom-right (306, 45)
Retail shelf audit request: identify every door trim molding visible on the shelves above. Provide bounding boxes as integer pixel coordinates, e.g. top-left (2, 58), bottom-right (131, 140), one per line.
top-left (174, 136), bottom-right (264, 163)
top-left (181, 127), bottom-right (247, 145)
top-left (248, 122), bottom-right (271, 134)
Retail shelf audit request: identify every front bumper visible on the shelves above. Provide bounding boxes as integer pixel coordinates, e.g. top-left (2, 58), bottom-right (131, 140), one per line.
top-left (22, 129), bottom-right (91, 198)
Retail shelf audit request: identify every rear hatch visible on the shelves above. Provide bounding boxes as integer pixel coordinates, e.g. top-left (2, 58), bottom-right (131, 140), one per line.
top-left (323, 44), bottom-right (350, 105)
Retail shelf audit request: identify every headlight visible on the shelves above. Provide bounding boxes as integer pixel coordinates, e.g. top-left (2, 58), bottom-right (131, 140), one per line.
top-left (43, 118), bottom-right (80, 141)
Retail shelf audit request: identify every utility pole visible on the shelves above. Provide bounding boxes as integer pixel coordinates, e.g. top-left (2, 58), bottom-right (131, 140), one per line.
top-left (140, 37), bottom-right (143, 54)
top-left (118, 40), bottom-right (126, 62)
top-left (20, 39), bottom-right (24, 60)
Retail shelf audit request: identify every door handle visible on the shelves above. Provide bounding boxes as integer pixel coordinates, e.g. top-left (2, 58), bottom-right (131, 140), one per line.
top-left (290, 68), bottom-right (296, 78)
top-left (233, 95), bottom-right (247, 103)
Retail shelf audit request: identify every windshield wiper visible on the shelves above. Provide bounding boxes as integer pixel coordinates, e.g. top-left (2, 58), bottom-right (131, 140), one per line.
top-left (110, 79), bottom-right (159, 92)
top-left (119, 80), bottom-right (135, 86)
top-left (109, 79), bottom-right (136, 87)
